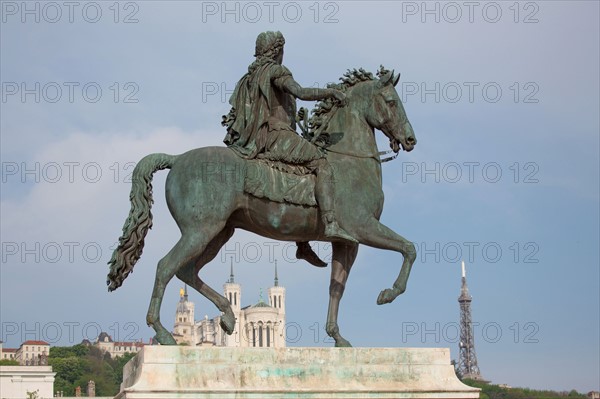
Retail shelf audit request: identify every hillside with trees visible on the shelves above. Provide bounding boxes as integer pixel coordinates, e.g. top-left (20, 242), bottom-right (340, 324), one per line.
top-left (49, 344), bottom-right (135, 396)
top-left (463, 379), bottom-right (590, 399)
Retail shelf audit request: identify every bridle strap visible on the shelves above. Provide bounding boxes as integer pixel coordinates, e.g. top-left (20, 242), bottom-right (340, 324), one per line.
top-left (323, 146), bottom-right (399, 164)
top-left (378, 150), bottom-right (399, 163)
top-left (310, 101), bottom-right (400, 164)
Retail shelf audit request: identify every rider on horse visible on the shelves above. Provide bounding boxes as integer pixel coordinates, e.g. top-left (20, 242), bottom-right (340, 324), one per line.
top-left (222, 31), bottom-right (357, 260)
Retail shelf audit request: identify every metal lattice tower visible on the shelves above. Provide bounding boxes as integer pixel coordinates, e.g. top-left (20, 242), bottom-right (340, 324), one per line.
top-left (457, 261), bottom-right (484, 380)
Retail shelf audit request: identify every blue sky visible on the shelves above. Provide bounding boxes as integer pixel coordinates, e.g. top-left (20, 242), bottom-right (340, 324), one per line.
top-left (1, 0), bottom-right (598, 393)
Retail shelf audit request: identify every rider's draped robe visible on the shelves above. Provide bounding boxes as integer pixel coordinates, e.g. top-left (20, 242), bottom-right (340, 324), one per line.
top-left (225, 61), bottom-right (324, 164)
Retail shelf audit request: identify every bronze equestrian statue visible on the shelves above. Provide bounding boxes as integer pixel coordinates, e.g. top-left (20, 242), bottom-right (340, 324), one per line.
top-left (108, 31), bottom-right (417, 347)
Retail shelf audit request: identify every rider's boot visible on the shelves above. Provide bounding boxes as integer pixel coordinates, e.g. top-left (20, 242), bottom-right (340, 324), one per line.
top-left (296, 242), bottom-right (328, 267)
top-left (322, 211), bottom-right (358, 243)
top-left (314, 158), bottom-right (358, 243)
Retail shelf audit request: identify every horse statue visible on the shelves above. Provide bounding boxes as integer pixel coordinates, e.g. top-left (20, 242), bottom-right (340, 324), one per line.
top-left (107, 67), bottom-right (417, 347)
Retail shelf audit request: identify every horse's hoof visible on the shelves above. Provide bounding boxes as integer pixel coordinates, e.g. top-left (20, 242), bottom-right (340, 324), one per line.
top-left (155, 332), bottom-right (177, 345)
top-left (377, 288), bottom-right (396, 305)
top-left (377, 287), bottom-right (406, 305)
top-left (335, 337), bottom-right (352, 347)
top-left (220, 313), bottom-right (236, 335)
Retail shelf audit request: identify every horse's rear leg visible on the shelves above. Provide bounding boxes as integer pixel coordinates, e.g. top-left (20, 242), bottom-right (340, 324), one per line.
top-left (176, 226), bottom-right (237, 335)
top-left (326, 242), bottom-right (358, 347)
top-left (146, 226), bottom-right (225, 345)
top-left (354, 218), bottom-right (416, 305)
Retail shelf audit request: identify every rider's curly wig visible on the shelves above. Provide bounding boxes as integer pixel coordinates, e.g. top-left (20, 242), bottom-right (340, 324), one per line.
top-left (248, 31), bottom-right (285, 74)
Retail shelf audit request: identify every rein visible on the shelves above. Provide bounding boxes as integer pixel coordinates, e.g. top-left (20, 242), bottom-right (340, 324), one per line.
top-left (378, 150), bottom-right (399, 163)
top-left (311, 103), bottom-right (400, 164)
top-left (323, 146), bottom-right (399, 163)
top-left (310, 104), bottom-right (339, 145)
top-left (310, 97), bottom-right (400, 163)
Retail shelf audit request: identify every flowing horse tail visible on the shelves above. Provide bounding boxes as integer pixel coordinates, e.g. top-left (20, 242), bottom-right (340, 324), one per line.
top-left (107, 153), bottom-right (177, 292)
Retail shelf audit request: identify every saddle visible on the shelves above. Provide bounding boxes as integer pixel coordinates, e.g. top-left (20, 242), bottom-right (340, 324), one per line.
top-left (243, 158), bottom-right (317, 207)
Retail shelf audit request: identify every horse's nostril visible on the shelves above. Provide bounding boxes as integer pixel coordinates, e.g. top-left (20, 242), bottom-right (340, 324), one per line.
top-left (406, 136), bottom-right (416, 145)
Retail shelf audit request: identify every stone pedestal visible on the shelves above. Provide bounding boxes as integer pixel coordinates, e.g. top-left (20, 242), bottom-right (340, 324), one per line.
top-left (115, 347), bottom-right (479, 399)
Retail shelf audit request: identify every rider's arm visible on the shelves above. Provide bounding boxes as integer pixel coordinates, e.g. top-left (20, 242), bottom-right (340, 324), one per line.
top-left (275, 76), bottom-right (345, 103)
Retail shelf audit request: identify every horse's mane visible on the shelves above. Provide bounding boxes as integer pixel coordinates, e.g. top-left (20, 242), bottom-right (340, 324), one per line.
top-left (301, 65), bottom-right (390, 140)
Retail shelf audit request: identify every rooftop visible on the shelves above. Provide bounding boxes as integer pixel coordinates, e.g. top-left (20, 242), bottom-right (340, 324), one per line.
top-left (113, 341), bottom-right (145, 347)
top-left (21, 340), bottom-right (50, 346)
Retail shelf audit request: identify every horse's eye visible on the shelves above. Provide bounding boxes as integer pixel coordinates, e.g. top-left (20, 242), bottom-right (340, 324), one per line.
top-left (386, 99), bottom-right (397, 107)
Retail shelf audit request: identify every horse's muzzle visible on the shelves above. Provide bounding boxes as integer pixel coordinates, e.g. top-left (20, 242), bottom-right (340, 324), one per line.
top-left (402, 136), bottom-right (416, 152)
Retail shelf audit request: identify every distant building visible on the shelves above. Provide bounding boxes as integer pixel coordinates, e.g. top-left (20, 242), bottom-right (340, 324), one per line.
top-left (173, 262), bottom-right (286, 348)
top-left (587, 391), bottom-right (600, 399)
top-left (7, 340), bottom-right (50, 366)
top-left (1, 347), bottom-right (17, 361)
top-left (94, 332), bottom-right (145, 358)
top-left (0, 340), bottom-right (18, 361)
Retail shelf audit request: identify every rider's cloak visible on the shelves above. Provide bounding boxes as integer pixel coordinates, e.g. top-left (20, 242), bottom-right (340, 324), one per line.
top-left (225, 62), bottom-right (294, 159)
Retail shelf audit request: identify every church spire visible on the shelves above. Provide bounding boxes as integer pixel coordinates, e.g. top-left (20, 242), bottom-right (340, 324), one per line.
top-left (274, 260), bottom-right (279, 287)
top-left (228, 259), bottom-right (235, 284)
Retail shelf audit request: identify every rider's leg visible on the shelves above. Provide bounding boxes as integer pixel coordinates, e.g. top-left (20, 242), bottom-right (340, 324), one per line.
top-left (314, 159), bottom-right (357, 243)
top-left (262, 129), bottom-right (356, 243)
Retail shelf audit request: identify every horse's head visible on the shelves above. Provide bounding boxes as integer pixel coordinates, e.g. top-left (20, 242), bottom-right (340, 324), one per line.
top-left (363, 69), bottom-right (416, 153)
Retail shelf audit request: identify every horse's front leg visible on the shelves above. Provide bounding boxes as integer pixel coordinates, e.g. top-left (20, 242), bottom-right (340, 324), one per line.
top-left (326, 242), bottom-right (358, 347)
top-left (354, 218), bottom-right (416, 305)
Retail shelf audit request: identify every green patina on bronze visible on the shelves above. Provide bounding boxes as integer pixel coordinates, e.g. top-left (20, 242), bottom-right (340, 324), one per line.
top-left (107, 31), bottom-right (417, 348)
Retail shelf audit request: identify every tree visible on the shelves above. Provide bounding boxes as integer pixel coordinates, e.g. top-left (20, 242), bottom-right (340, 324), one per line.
top-left (50, 344), bottom-right (89, 358)
top-left (49, 344), bottom-right (138, 396)
top-left (461, 379), bottom-right (587, 399)
top-left (48, 356), bottom-right (87, 395)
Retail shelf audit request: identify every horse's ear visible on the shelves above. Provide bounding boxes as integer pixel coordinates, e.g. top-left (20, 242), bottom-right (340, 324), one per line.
top-left (379, 69), bottom-right (395, 87)
top-left (393, 72), bottom-right (401, 87)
